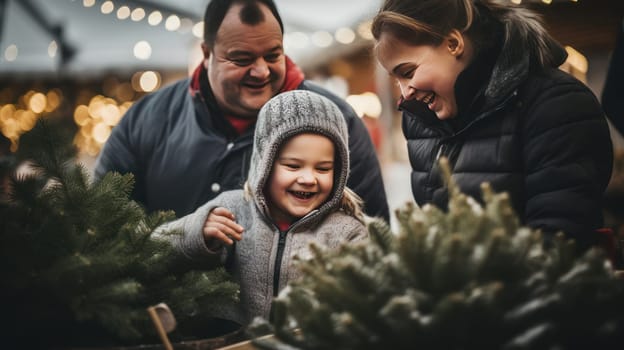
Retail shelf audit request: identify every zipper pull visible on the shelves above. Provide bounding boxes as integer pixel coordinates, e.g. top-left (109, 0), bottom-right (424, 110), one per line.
top-left (435, 143), bottom-right (446, 161)
top-left (278, 230), bottom-right (287, 245)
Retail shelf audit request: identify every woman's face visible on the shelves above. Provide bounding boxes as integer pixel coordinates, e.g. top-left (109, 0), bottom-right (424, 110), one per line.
top-left (376, 31), bottom-right (471, 120)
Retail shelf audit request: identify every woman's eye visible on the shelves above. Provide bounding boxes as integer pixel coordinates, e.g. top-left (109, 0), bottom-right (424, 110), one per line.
top-left (400, 69), bottom-right (414, 79)
top-left (284, 164), bottom-right (300, 169)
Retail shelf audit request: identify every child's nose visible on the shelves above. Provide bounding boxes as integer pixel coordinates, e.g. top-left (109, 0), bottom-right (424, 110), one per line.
top-left (296, 171), bottom-right (316, 185)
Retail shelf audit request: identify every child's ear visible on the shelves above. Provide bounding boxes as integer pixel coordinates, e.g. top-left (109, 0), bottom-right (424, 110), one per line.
top-left (446, 29), bottom-right (465, 58)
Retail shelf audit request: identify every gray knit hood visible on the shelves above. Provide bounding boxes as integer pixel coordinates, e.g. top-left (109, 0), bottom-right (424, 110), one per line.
top-left (247, 90), bottom-right (350, 223)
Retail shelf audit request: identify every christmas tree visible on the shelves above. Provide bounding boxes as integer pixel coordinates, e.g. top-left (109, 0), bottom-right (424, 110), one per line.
top-left (0, 120), bottom-right (240, 348)
top-left (251, 159), bottom-right (624, 350)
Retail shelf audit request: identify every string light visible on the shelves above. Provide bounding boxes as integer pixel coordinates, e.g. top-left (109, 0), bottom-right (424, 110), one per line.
top-left (148, 11), bottom-right (163, 26)
top-left (72, 0), bottom-right (385, 61)
top-left (311, 31), bottom-right (333, 48)
top-left (0, 79), bottom-right (145, 155)
top-left (0, 89), bottom-right (63, 151)
top-left (70, 0), bottom-right (574, 70)
top-left (48, 41), bottom-right (58, 58)
top-left (4, 44), bottom-right (18, 61)
top-left (74, 105), bottom-right (90, 126)
top-left (133, 41), bottom-right (152, 60)
top-left (73, 94), bottom-right (136, 155)
top-left (192, 22), bottom-right (204, 39)
top-left (346, 92), bottom-right (382, 118)
top-left (357, 20), bottom-right (374, 41)
top-left (131, 8), bottom-right (146, 22)
top-left (285, 32), bottom-right (309, 49)
top-left (46, 90), bottom-right (62, 112)
top-left (165, 15), bottom-right (181, 31)
top-left (100, 1), bottom-right (114, 14)
top-left (139, 71), bottom-right (161, 92)
top-left (28, 93), bottom-right (47, 114)
top-left (335, 27), bottom-right (356, 44)
top-left (116, 6), bottom-right (131, 20)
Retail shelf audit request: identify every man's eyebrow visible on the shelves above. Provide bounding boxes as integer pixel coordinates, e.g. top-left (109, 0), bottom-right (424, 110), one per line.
top-left (228, 45), bottom-right (283, 57)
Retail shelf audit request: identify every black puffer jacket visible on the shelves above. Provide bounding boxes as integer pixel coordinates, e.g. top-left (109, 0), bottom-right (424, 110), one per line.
top-left (95, 64), bottom-right (390, 221)
top-left (402, 12), bottom-right (613, 249)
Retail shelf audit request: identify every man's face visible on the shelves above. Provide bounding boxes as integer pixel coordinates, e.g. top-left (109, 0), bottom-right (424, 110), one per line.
top-left (204, 3), bottom-right (286, 118)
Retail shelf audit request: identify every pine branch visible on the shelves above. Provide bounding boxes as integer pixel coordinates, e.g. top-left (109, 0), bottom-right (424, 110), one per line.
top-left (2, 120), bottom-right (240, 347)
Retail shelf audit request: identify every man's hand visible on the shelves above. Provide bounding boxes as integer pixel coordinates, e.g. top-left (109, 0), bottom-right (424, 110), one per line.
top-left (203, 207), bottom-right (244, 247)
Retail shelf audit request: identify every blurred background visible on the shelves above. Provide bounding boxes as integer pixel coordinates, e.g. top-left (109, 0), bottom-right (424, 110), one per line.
top-left (1, 0), bottom-right (623, 219)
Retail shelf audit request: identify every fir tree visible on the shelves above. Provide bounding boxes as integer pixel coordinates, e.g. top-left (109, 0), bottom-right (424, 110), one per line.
top-left (251, 158), bottom-right (624, 350)
top-left (0, 120), bottom-right (240, 348)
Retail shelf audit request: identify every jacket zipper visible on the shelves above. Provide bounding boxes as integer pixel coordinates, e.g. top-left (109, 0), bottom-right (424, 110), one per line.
top-left (272, 230), bottom-right (288, 296)
top-left (435, 143), bottom-right (446, 161)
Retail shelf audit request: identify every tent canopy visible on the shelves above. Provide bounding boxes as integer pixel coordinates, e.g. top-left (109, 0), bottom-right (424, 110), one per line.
top-left (0, 0), bottom-right (383, 76)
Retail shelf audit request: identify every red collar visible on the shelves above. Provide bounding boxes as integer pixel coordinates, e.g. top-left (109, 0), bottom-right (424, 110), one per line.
top-left (189, 55), bottom-right (304, 96)
top-left (225, 114), bottom-right (256, 135)
top-left (275, 220), bottom-right (291, 232)
top-left (280, 56), bottom-right (305, 92)
top-left (189, 62), bottom-right (204, 96)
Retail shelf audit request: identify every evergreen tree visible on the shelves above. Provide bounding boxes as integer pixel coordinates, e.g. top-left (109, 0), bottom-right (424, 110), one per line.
top-left (251, 158), bottom-right (624, 350)
top-left (0, 120), bottom-right (240, 348)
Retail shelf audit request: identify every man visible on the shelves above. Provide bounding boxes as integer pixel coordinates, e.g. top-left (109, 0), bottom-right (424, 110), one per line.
top-left (94, 0), bottom-right (390, 221)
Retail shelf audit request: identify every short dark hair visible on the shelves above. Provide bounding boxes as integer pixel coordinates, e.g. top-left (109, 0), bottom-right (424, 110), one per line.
top-left (203, 0), bottom-right (284, 47)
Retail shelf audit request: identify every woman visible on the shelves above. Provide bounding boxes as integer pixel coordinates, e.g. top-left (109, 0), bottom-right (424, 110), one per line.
top-left (372, 0), bottom-right (613, 251)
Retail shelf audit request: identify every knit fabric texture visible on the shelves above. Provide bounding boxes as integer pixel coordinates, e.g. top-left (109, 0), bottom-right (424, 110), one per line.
top-left (248, 90), bottom-right (350, 218)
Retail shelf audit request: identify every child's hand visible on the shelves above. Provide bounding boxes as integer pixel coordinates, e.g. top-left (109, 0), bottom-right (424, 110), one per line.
top-left (203, 207), bottom-right (244, 247)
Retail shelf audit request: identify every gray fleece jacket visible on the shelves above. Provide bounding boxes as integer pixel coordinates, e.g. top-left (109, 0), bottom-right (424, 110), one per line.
top-left (155, 91), bottom-right (369, 325)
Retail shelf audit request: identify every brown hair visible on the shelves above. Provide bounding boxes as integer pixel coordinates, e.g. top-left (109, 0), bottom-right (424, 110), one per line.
top-left (371, 0), bottom-right (560, 68)
top-left (372, 0), bottom-right (475, 46)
